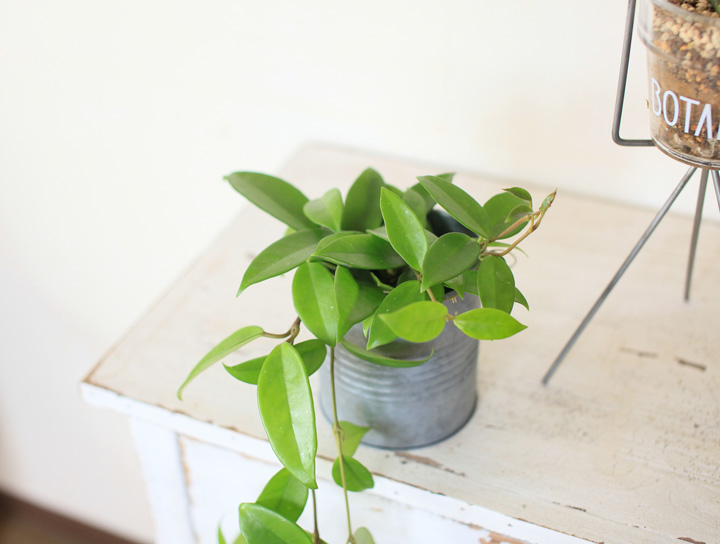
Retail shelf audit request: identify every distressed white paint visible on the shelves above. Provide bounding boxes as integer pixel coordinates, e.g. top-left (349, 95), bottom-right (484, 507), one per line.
top-left (83, 147), bottom-right (720, 544)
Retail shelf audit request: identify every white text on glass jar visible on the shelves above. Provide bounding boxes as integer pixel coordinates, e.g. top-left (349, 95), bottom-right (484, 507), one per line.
top-left (650, 78), bottom-right (717, 139)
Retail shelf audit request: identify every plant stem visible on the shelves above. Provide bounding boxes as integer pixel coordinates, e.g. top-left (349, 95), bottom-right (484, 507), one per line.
top-left (311, 489), bottom-right (320, 544)
top-left (330, 346), bottom-right (356, 544)
top-left (263, 316), bottom-right (302, 340)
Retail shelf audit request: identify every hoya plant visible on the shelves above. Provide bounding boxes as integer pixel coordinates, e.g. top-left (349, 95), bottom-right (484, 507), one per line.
top-left (178, 168), bottom-right (554, 544)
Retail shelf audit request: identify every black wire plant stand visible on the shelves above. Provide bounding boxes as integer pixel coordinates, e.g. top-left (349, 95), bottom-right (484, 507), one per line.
top-left (542, 0), bottom-right (720, 384)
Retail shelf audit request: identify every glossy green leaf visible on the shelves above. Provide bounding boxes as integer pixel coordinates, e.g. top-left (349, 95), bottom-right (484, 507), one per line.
top-left (342, 168), bottom-right (384, 231)
top-left (379, 301), bottom-right (448, 342)
top-left (380, 188), bottom-right (428, 271)
top-left (239, 229), bottom-right (330, 294)
top-left (453, 308), bottom-right (527, 340)
top-left (303, 189), bottom-right (343, 232)
top-left (341, 339), bottom-right (433, 367)
top-left (421, 232), bottom-right (481, 291)
top-left (366, 225), bottom-right (389, 242)
top-left (477, 256), bottom-right (515, 313)
top-left (354, 527), bottom-right (376, 544)
top-left (332, 455), bottom-right (374, 492)
top-left (445, 274), bottom-right (465, 298)
top-left (514, 287), bottom-right (530, 311)
top-left (338, 421), bottom-right (370, 456)
top-left (292, 262), bottom-right (338, 346)
top-left (313, 234), bottom-right (405, 270)
top-left (233, 535), bottom-right (248, 544)
top-left (224, 340), bottom-right (326, 385)
top-left (367, 280), bottom-right (426, 350)
top-left (257, 343), bottom-right (317, 489)
top-left (503, 187), bottom-right (532, 206)
top-left (403, 188), bottom-right (429, 226)
top-left (225, 172), bottom-right (314, 231)
top-left (238, 503), bottom-right (312, 544)
top-left (256, 468), bottom-right (308, 523)
top-left (312, 231), bottom-right (358, 254)
top-left (408, 182), bottom-right (436, 212)
top-left (218, 525), bottom-right (227, 544)
top-left (462, 270), bottom-right (480, 295)
top-left (178, 325), bottom-right (264, 399)
top-left (335, 267), bottom-right (384, 342)
top-left (416, 175), bottom-right (491, 237)
top-left (484, 192), bottom-right (531, 239)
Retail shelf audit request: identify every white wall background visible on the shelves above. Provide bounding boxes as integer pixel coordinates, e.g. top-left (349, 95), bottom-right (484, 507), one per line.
top-left (0, 0), bottom-right (714, 542)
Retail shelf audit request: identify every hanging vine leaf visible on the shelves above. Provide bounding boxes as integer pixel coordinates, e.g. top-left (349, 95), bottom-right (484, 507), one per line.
top-left (238, 229), bottom-right (330, 294)
top-left (378, 301), bottom-right (448, 342)
top-left (484, 192), bottom-right (531, 239)
top-left (224, 340), bottom-right (326, 385)
top-left (340, 339), bottom-right (433, 368)
top-left (453, 308), bottom-right (527, 340)
top-left (331, 455), bottom-right (374, 492)
top-left (256, 468), bottom-right (309, 523)
top-left (225, 172), bottom-right (315, 231)
top-left (354, 528), bottom-right (376, 544)
top-left (366, 280), bottom-right (426, 349)
top-left (258, 343), bottom-right (317, 489)
top-left (292, 262), bottom-right (338, 346)
top-left (421, 232), bottom-right (480, 291)
top-left (338, 421), bottom-right (371, 457)
top-left (477, 256), bottom-right (515, 313)
top-left (178, 325), bottom-right (264, 399)
top-left (515, 287), bottom-right (530, 310)
top-left (238, 503), bottom-right (312, 544)
top-left (303, 189), bottom-right (344, 232)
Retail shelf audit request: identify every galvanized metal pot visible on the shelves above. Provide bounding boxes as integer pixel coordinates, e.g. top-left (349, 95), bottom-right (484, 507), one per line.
top-left (319, 293), bottom-right (480, 449)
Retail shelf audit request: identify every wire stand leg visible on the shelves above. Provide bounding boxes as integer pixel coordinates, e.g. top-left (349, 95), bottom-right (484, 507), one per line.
top-left (713, 170), bottom-right (720, 211)
top-left (684, 169), bottom-right (708, 301)
top-left (542, 166), bottom-right (697, 385)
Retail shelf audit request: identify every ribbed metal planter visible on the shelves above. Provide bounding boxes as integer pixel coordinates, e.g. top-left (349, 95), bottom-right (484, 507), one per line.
top-left (319, 293), bottom-right (480, 449)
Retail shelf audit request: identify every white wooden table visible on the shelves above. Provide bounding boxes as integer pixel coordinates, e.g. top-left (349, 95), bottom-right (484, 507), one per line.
top-left (82, 146), bottom-right (720, 544)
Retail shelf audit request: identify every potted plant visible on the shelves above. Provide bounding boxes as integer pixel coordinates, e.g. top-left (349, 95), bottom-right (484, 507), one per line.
top-left (177, 168), bottom-right (554, 544)
top-left (638, 0), bottom-right (720, 167)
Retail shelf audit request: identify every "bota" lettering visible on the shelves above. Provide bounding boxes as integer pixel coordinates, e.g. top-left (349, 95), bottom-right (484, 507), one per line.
top-left (650, 77), bottom-right (716, 139)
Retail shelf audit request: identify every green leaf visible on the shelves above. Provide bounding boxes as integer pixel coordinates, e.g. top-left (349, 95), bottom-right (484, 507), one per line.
top-left (421, 232), bottom-right (481, 291)
top-left (453, 308), bottom-right (527, 340)
top-left (303, 189), bottom-right (343, 232)
top-left (218, 525), bottom-right (227, 544)
top-left (238, 503), bottom-right (313, 544)
top-left (379, 301), bottom-right (447, 342)
top-left (340, 339), bottom-right (433, 368)
top-left (484, 193), bottom-right (531, 239)
top-left (408, 182), bottom-right (436, 213)
top-left (462, 270), bottom-right (480, 296)
top-left (332, 455), bottom-right (374, 492)
top-left (444, 274), bottom-right (465, 297)
top-left (225, 172), bottom-right (314, 231)
top-left (335, 267), bottom-right (384, 343)
top-left (503, 187), bottom-right (532, 206)
top-left (514, 287), bottom-right (530, 311)
top-left (380, 188), bottom-right (428, 271)
top-left (367, 280), bottom-right (426, 350)
top-left (403, 188), bottom-right (429, 226)
top-left (312, 231), bottom-right (359, 254)
top-left (313, 234), bottom-right (405, 270)
top-left (258, 343), bottom-right (317, 489)
top-left (239, 229), bottom-right (330, 294)
top-left (256, 468), bottom-right (308, 523)
top-left (476, 256), bottom-right (515, 313)
top-left (342, 168), bottom-right (384, 231)
top-left (338, 421), bottom-right (371, 456)
top-left (224, 340), bottom-right (326, 385)
top-left (355, 528), bottom-right (376, 544)
top-left (416, 175), bottom-right (491, 237)
top-left (366, 225), bottom-right (389, 242)
top-left (292, 262), bottom-right (338, 346)
top-left (540, 190), bottom-right (556, 212)
top-left (233, 535), bottom-right (248, 544)
top-left (178, 325), bottom-right (264, 399)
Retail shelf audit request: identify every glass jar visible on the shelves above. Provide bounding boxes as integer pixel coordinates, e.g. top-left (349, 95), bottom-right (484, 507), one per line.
top-left (638, 0), bottom-right (720, 167)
